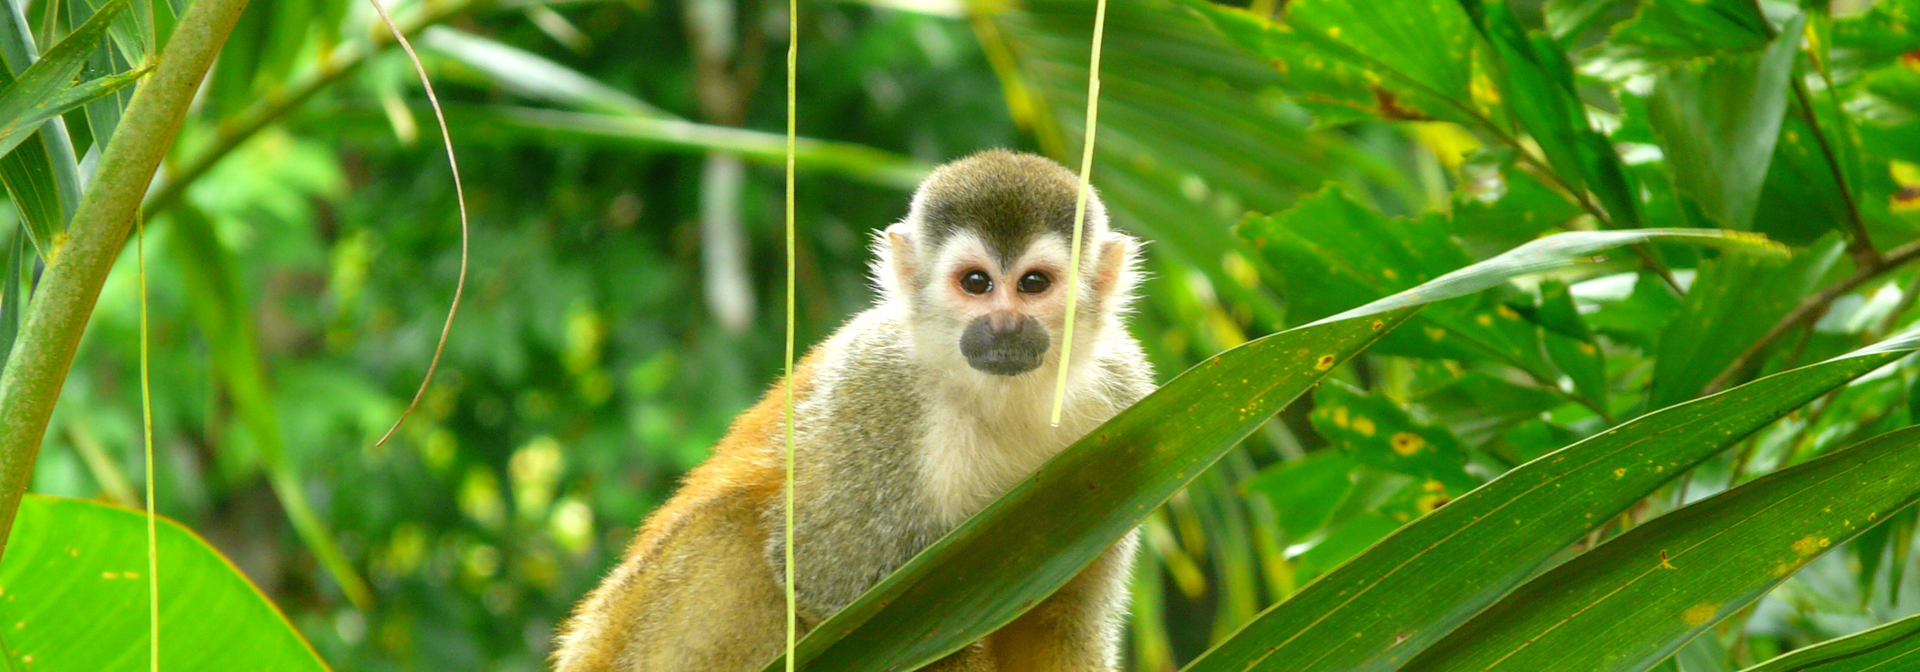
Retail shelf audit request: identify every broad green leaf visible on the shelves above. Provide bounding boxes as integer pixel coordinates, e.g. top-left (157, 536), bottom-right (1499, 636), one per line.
top-left (1737, 612), bottom-right (1920, 671)
top-left (1650, 240), bottom-right (1844, 408)
top-left (770, 228), bottom-right (1779, 672)
top-left (1405, 424), bottom-right (1920, 672)
top-left (1243, 187), bottom-right (1577, 393)
top-left (1310, 380), bottom-right (1477, 491)
top-left (0, 495), bottom-right (328, 671)
top-left (1609, 0), bottom-right (1772, 61)
top-left (1175, 0), bottom-right (1492, 127)
top-left (1413, 370), bottom-right (1564, 444)
top-left (1644, 12), bottom-right (1803, 231)
top-left (1753, 106), bottom-right (1856, 247)
top-left (1179, 328), bottom-right (1920, 672)
top-left (419, 27), bottom-right (668, 117)
top-left (1241, 451), bottom-right (1358, 540)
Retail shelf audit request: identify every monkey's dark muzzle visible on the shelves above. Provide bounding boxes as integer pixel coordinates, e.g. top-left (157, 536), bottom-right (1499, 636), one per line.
top-left (961, 314), bottom-right (1049, 376)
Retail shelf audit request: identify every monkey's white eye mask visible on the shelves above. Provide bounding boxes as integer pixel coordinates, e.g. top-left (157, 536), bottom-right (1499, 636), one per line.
top-left (919, 231), bottom-right (1074, 376)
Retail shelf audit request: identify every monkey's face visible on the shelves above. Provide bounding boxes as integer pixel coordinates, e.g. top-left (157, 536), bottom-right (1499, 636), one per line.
top-left (933, 233), bottom-right (1074, 376)
top-left (878, 150), bottom-right (1142, 384)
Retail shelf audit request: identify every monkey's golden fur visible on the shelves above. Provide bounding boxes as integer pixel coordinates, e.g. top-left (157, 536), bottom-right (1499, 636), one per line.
top-left (553, 359), bottom-right (815, 671)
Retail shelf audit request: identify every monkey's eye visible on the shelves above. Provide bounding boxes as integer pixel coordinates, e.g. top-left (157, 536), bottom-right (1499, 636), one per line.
top-left (1017, 271), bottom-right (1052, 295)
top-left (960, 270), bottom-right (993, 295)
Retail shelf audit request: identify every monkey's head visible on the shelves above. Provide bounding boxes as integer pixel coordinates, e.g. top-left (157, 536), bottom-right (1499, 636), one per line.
top-left (876, 149), bottom-right (1142, 379)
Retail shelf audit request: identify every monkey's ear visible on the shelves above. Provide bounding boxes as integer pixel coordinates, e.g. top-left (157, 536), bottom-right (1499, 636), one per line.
top-left (884, 223), bottom-right (918, 299)
top-left (1093, 231), bottom-right (1141, 298)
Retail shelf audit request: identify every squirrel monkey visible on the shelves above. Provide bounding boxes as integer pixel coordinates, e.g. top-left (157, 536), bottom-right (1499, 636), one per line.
top-left (554, 150), bottom-right (1155, 671)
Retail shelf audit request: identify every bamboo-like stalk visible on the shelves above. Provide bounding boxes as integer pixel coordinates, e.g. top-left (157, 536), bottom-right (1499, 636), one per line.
top-left (0, 0), bottom-right (255, 558)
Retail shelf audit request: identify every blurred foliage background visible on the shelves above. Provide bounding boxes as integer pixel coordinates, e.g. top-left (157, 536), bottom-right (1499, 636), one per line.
top-left (15, 0), bottom-right (1920, 669)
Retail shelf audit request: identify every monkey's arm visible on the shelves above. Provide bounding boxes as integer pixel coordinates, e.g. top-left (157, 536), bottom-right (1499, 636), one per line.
top-left (987, 531), bottom-right (1139, 672)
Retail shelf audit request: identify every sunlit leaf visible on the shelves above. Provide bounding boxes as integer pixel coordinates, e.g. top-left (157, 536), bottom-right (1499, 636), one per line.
top-left (0, 495), bottom-right (328, 671)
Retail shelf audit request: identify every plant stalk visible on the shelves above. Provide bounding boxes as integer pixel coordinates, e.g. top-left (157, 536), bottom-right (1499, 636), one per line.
top-left (0, 0), bottom-right (253, 557)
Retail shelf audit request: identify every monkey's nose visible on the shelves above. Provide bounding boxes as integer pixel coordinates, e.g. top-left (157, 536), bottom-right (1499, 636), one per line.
top-left (961, 313), bottom-right (1049, 376)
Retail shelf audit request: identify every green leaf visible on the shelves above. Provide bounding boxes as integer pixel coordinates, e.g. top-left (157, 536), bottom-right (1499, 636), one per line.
top-left (0, 495), bottom-right (328, 671)
top-left (67, 0), bottom-right (140, 149)
top-left (1310, 380), bottom-right (1477, 491)
top-left (1752, 105), bottom-right (1857, 247)
top-left (1450, 163), bottom-right (1582, 256)
top-left (1644, 12), bottom-right (1803, 231)
top-left (0, 0), bottom-right (84, 259)
top-left (1544, 0), bottom-right (1630, 41)
top-left (419, 26), bottom-right (668, 117)
top-left (1650, 240), bottom-right (1845, 408)
top-left (1609, 0), bottom-right (1772, 61)
top-left (0, 0), bottom-right (143, 162)
top-left (1737, 612), bottom-right (1920, 671)
top-left (0, 0), bottom-right (129, 258)
top-left (1179, 328), bottom-right (1920, 672)
top-left (1405, 424), bottom-right (1920, 672)
top-left (772, 227), bottom-right (1780, 672)
top-left (1241, 451), bottom-right (1359, 540)
top-left (1243, 187), bottom-right (1591, 397)
top-left (1538, 280), bottom-right (1608, 408)
top-left (1176, 0), bottom-right (1491, 126)
top-left (1459, 0), bottom-right (1644, 227)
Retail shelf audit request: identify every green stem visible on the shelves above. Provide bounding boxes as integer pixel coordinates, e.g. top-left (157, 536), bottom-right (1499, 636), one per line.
top-left (0, 0), bottom-right (253, 558)
top-left (143, 0), bottom-right (488, 216)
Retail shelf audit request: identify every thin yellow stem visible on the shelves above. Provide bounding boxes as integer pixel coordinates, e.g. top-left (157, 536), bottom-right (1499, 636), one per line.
top-left (138, 212), bottom-right (157, 672)
top-left (783, 0), bottom-right (799, 667)
top-left (1049, 0), bottom-right (1109, 427)
top-left (366, 0), bottom-right (471, 449)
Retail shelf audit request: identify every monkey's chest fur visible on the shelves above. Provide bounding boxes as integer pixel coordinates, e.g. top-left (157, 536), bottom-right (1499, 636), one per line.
top-left (767, 308), bottom-right (1126, 623)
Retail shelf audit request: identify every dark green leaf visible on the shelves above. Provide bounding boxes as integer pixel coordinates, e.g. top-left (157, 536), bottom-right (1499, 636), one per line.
top-left (1610, 0), bottom-right (1772, 61)
top-left (1241, 451), bottom-right (1358, 540)
top-left (1650, 239), bottom-right (1844, 407)
top-left (1179, 328), bottom-right (1920, 672)
top-left (1311, 380), bottom-right (1477, 491)
top-left (1406, 424), bottom-right (1920, 672)
top-left (1176, 0), bottom-right (1491, 126)
top-left (1738, 612), bottom-right (1920, 671)
top-left (1644, 13), bottom-right (1803, 231)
